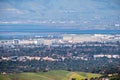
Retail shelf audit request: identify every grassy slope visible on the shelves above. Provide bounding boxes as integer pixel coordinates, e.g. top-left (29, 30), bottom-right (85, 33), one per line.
top-left (0, 70), bottom-right (101, 80)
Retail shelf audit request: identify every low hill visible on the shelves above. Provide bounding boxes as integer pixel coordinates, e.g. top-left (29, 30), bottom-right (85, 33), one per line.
top-left (0, 70), bottom-right (101, 80)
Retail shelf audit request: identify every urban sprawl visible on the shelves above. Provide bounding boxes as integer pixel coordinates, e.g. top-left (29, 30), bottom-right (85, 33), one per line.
top-left (0, 34), bottom-right (120, 73)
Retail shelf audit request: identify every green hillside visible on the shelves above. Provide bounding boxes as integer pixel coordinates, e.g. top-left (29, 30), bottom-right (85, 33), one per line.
top-left (0, 70), bottom-right (101, 80)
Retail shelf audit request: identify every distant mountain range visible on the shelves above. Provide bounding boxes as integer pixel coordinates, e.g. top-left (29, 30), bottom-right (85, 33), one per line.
top-left (0, 0), bottom-right (120, 30)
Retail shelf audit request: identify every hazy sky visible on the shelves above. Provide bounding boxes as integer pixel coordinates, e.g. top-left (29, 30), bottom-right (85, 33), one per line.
top-left (0, 0), bottom-right (120, 30)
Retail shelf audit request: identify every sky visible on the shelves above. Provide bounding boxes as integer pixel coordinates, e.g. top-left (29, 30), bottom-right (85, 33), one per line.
top-left (0, 0), bottom-right (120, 30)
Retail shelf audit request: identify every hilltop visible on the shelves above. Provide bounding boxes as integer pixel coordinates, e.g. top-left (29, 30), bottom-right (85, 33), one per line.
top-left (0, 70), bottom-right (101, 80)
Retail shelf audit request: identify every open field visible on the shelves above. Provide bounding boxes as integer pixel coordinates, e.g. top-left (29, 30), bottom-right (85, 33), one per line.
top-left (0, 70), bottom-right (101, 80)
